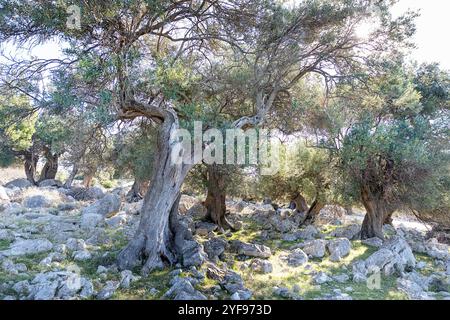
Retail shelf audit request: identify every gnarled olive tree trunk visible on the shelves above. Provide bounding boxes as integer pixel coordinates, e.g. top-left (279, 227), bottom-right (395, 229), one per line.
top-left (117, 113), bottom-right (192, 274)
top-left (360, 186), bottom-right (387, 239)
top-left (64, 164), bottom-right (78, 188)
top-left (303, 197), bottom-right (325, 225)
top-left (24, 151), bottom-right (38, 185)
top-left (204, 164), bottom-right (235, 230)
top-left (291, 192), bottom-right (309, 213)
top-left (39, 149), bottom-right (59, 182)
top-left (126, 178), bottom-right (149, 203)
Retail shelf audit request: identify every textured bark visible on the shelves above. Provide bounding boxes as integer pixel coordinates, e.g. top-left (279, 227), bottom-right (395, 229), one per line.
top-left (204, 164), bottom-right (234, 230)
top-left (39, 149), bottom-right (59, 182)
top-left (303, 197), bottom-right (325, 225)
top-left (360, 186), bottom-right (386, 240)
top-left (126, 178), bottom-right (149, 203)
top-left (24, 152), bottom-right (38, 185)
top-left (82, 173), bottom-right (94, 188)
top-left (64, 164), bottom-right (79, 188)
top-left (291, 192), bottom-right (309, 212)
top-left (117, 112), bottom-right (192, 274)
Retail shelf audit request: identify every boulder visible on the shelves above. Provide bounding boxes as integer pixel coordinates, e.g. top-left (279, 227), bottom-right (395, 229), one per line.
top-left (181, 240), bottom-right (207, 268)
top-left (284, 248), bottom-right (308, 267)
top-left (23, 195), bottom-right (52, 208)
top-left (249, 258), bottom-right (273, 274)
top-left (327, 238), bottom-right (352, 262)
top-left (97, 281), bottom-right (120, 300)
top-left (195, 221), bottom-right (217, 236)
top-left (297, 225), bottom-right (320, 240)
top-left (80, 213), bottom-right (104, 229)
top-left (81, 193), bottom-right (121, 218)
top-left (38, 179), bottom-right (62, 188)
top-left (330, 224), bottom-right (360, 240)
top-left (203, 237), bottom-right (228, 261)
top-left (362, 237), bottom-right (384, 248)
top-left (230, 240), bottom-right (272, 258)
top-left (5, 179), bottom-right (33, 189)
top-left (1, 239), bottom-right (53, 256)
top-left (313, 271), bottom-right (332, 284)
top-left (302, 239), bottom-right (327, 258)
top-left (164, 277), bottom-right (207, 300)
top-left (221, 270), bottom-right (252, 299)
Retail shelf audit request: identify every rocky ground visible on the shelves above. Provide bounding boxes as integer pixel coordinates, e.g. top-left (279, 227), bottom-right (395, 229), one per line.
top-left (0, 177), bottom-right (449, 300)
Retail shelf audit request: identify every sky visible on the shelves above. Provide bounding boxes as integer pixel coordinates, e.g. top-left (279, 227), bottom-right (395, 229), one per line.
top-left (391, 0), bottom-right (450, 69)
top-left (2, 0), bottom-right (449, 70)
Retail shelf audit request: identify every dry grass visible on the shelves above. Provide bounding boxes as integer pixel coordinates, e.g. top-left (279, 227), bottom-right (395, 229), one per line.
top-left (0, 166), bottom-right (25, 185)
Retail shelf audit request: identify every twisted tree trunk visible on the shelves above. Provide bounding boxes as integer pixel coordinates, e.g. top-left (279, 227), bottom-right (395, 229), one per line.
top-left (39, 149), bottom-right (59, 182)
top-left (204, 164), bottom-right (234, 230)
top-left (117, 112), bottom-right (192, 274)
top-left (126, 178), bottom-right (149, 202)
top-left (291, 192), bottom-right (309, 212)
top-left (64, 164), bottom-right (79, 188)
top-left (24, 152), bottom-right (38, 185)
top-left (303, 197), bottom-right (325, 225)
top-left (360, 186), bottom-right (386, 239)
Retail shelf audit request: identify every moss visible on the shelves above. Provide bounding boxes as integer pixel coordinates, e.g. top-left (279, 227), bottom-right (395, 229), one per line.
top-left (0, 239), bottom-right (11, 250)
top-left (112, 269), bottom-right (173, 300)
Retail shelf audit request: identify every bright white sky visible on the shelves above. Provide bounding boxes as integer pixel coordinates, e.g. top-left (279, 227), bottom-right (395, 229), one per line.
top-left (391, 0), bottom-right (450, 69)
top-left (2, 0), bottom-right (449, 70)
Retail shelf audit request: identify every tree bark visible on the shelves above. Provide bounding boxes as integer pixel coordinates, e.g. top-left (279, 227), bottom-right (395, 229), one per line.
top-left (82, 173), bottom-right (94, 188)
top-left (291, 192), bottom-right (309, 213)
top-left (360, 186), bottom-right (386, 239)
top-left (126, 178), bottom-right (149, 203)
top-left (24, 152), bottom-right (38, 185)
top-left (64, 164), bottom-right (79, 188)
top-left (204, 164), bottom-right (235, 230)
top-left (117, 112), bottom-right (192, 274)
top-left (303, 197), bottom-right (325, 225)
top-left (39, 149), bottom-right (59, 182)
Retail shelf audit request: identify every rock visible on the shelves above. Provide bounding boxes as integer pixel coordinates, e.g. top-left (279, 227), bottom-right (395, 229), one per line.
top-left (57, 202), bottom-right (79, 211)
top-left (249, 258), bottom-right (273, 274)
top-left (164, 277), bottom-right (207, 300)
top-left (221, 271), bottom-right (252, 299)
top-left (362, 237), bottom-right (384, 248)
top-left (0, 186), bottom-right (10, 201)
top-left (186, 202), bottom-right (207, 219)
top-left (313, 272), bottom-right (332, 284)
top-left (327, 238), bottom-right (352, 262)
top-left (269, 215), bottom-right (298, 233)
top-left (203, 237), bottom-right (228, 261)
top-left (73, 250), bottom-right (92, 261)
top-left (5, 179), bottom-right (33, 189)
top-left (120, 270), bottom-right (141, 289)
top-left (67, 186), bottom-right (105, 201)
top-left (195, 221), bottom-right (217, 236)
top-left (297, 225), bottom-right (319, 240)
top-left (12, 280), bottom-right (31, 296)
top-left (230, 240), bottom-right (272, 258)
top-left (38, 179), bottom-right (62, 188)
top-left (333, 274), bottom-right (350, 283)
top-left (424, 239), bottom-right (449, 260)
top-left (273, 286), bottom-right (291, 298)
top-left (80, 213), bottom-right (104, 229)
top-left (97, 265), bottom-right (108, 274)
top-left (330, 224), bottom-right (360, 240)
top-left (105, 212), bottom-right (128, 228)
top-left (302, 239), bottom-right (327, 258)
top-left (0, 229), bottom-right (15, 242)
top-left (182, 240), bottom-right (207, 268)
top-left (285, 248), bottom-right (308, 267)
top-left (97, 281), bottom-right (120, 300)
top-left (2, 259), bottom-right (28, 274)
top-left (397, 278), bottom-right (433, 300)
top-left (1, 239), bottom-right (53, 256)
top-left (2, 202), bottom-right (26, 215)
top-left (316, 205), bottom-right (346, 224)
top-left (82, 193), bottom-right (121, 218)
top-left (23, 195), bottom-right (52, 208)
top-left (66, 238), bottom-right (87, 252)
